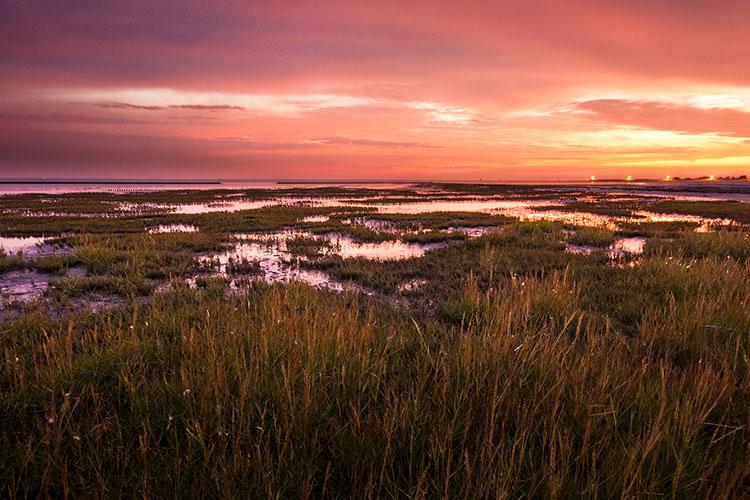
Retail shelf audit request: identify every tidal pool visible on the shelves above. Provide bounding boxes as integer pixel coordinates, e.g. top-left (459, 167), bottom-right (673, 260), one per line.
top-left (325, 234), bottom-right (443, 260)
top-left (198, 230), bottom-right (443, 291)
top-left (0, 236), bottom-right (46, 256)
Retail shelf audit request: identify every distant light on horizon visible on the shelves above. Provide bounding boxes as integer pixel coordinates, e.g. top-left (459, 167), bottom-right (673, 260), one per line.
top-left (626, 175), bottom-right (633, 182)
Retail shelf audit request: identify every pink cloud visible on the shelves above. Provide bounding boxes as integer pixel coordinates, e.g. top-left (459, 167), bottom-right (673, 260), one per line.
top-left (576, 99), bottom-right (750, 137)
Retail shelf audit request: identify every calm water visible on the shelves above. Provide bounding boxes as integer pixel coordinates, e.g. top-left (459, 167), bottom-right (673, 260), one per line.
top-left (2, 180), bottom-right (747, 305)
top-left (0, 181), bottom-right (416, 195)
top-left (197, 230), bottom-right (443, 291)
top-left (0, 236), bottom-right (46, 255)
top-left (565, 237), bottom-right (646, 258)
top-left (3, 179), bottom-right (749, 201)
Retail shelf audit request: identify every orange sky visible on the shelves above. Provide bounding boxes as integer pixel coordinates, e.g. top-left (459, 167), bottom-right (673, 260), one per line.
top-left (1, 1), bottom-right (749, 180)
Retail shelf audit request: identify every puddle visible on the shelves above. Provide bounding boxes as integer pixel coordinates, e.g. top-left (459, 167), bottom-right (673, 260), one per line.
top-left (300, 215), bottom-right (330, 223)
top-left (565, 237), bottom-right (646, 259)
top-left (198, 230), bottom-right (442, 291)
top-left (200, 240), bottom-right (345, 291)
top-left (168, 197), bottom-right (347, 214)
top-left (610, 237), bottom-right (646, 255)
top-left (171, 199), bottom-right (278, 214)
top-left (325, 234), bottom-right (442, 260)
top-left (634, 211), bottom-right (733, 226)
top-left (148, 224), bottom-right (198, 233)
top-left (0, 236), bottom-right (46, 256)
top-left (1, 236), bottom-right (71, 258)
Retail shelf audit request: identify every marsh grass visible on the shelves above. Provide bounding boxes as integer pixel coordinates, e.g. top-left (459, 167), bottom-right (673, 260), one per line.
top-left (402, 230), bottom-right (466, 244)
top-left (617, 220), bottom-right (701, 238)
top-left (285, 235), bottom-right (333, 257)
top-left (1, 275), bottom-right (748, 497)
top-left (569, 226), bottom-right (616, 247)
top-left (226, 257), bottom-right (262, 275)
top-left (3, 189), bottom-right (750, 497)
top-left (0, 250), bottom-right (24, 274)
top-left (645, 230), bottom-right (750, 260)
top-left (650, 200), bottom-right (750, 224)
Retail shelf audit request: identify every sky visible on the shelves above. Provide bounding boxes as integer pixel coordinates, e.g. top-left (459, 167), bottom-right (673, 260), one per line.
top-left (1, 0), bottom-right (749, 181)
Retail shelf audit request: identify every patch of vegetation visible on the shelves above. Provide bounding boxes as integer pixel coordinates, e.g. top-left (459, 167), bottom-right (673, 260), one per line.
top-left (375, 211), bottom-right (514, 230)
top-left (569, 226), bottom-right (616, 247)
top-left (649, 200), bottom-right (750, 224)
top-left (3, 186), bottom-right (750, 496)
top-left (646, 231), bottom-right (750, 260)
top-left (617, 220), bottom-right (701, 237)
top-left (401, 230), bottom-right (465, 244)
top-left (1, 279), bottom-right (748, 497)
top-left (226, 257), bottom-right (262, 275)
top-left (285, 235), bottom-right (333, 257)
top-left (0, 250), bottom-right (24, 275)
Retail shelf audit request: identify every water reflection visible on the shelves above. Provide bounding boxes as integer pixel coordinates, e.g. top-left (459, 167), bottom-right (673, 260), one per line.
top-left (633, 211), bottom-right (732, 226)
top-left (300, 215), bottom-right (330, 223)
top-left (0, 236), bottom-right (45, 256)
top-left (199, 230), bottom-right (442, 291)
top-left (610, 237), bottom-right (646, 255)
top-left (171, 199), bottom-right (278, 214)
top-left (148, 224), bottom-right (198, 233)
top-left (374, 199), bottom-right (557, 214)
top-left (565, 237), bottom-right (646, 258)
top-left (204, 241), bottom-right (345, 290)
top-left (123, 198), bottom-right (745, 233)
top-left (325, 234), bottom-right (442, 260)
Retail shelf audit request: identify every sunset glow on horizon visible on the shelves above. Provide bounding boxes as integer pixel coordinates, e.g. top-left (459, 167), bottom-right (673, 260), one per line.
top-left (1, 1), bottom-right (749, 180)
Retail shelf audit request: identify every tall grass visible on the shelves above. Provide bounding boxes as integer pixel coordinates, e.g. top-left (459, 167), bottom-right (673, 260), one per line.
top-left (1, 269), bottom-right (748, 497)
top-left (646, 231), bottom-right (750, 260)
top-left (569, 226), bottom-right (616, 247)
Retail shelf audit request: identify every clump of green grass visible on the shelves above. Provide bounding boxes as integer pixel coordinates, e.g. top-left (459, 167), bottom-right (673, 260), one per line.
top-left (617, 220), bottom-right (701, 238)
top-left (569, 226), bottom-right (616, 247)
top-left (285, 235), bottom-right (332, 257)
top-left (646, 231), bottom-right (750, 260)
top-left (29, 255), bottom-right (75, 274)
top-left (75, 242), bottom-right (120, 274)
top-left (226, 256), bottom-right (262, 275)
top-left (0, 250), bottom-right (24, 274)
top-left (49, 274), bottom-right (153, 297)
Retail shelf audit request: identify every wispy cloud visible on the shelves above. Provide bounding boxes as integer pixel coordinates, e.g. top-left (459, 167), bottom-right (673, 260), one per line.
top-left (60, 89), bottom-right (378, 116)
top-left (308, 136), bottom-right (437, 148)
top-left (575, 98), bottom-right (750, 138)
